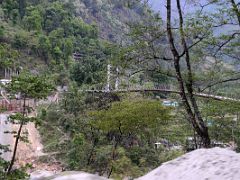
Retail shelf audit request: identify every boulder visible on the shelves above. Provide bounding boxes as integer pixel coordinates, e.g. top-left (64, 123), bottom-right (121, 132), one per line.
top-left (138, 147), bottom-right (240, 180)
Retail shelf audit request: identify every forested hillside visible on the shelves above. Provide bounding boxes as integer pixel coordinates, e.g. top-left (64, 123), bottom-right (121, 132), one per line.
top-left (0, 0), bottom-right (240, 179)
top-left (72, 0), bottom-right (148, 41)
top-left (0, 0), bottom-right (150, 87)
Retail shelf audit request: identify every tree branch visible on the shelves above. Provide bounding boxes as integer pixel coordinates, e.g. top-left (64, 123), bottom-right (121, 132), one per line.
top-left (230, 0), bottom-right (240, 26)
top-left (213, 32), bottom-right (240, 57)
top-left (201, 77), bottom-right (240, 92)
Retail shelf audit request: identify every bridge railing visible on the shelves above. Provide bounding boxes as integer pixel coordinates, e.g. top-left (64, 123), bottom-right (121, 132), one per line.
top-left (0, 98), bottom-right (36, 112)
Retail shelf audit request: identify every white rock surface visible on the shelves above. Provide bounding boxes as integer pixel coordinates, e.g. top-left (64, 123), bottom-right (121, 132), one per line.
top-left (138, 147), bottom-right (240, 180)
top-left (30, 171), bottom-right (108, 180)
top-left (30, 170), bottom-right (56, 179)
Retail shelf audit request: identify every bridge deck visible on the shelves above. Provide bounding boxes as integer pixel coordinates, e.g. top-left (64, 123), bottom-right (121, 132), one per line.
top-left (79, 88), bottom-right (240, 102)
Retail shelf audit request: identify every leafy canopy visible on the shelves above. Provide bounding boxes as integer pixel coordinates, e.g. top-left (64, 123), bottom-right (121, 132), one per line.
top-left (89, 99), bottom-right (172, 136)
top-left (6, 71), bottom-right (54, 99)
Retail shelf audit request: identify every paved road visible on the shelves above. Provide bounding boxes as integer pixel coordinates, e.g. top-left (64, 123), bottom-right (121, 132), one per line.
top-left (0, 114), bottom-right (13, 161)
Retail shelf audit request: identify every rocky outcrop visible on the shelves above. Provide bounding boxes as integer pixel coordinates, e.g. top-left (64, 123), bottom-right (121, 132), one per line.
top-left (30, 171), bottom-right (109, 180)
top-left (138, 147), bottom-right (240, 180)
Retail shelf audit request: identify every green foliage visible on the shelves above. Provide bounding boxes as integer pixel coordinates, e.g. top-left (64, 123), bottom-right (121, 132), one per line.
top-left (3, 71), bottom-right (55, 176)
top-left (0, 25), bottom-right (4, 38)
top-left (37, 34), bottom-right (51, 63)
top-left (0, 146), bottom-right (30, 180)
top-left (2, 0), bottom-right (240, 178)
top-left (6, 71), bottom-right (54, 99)
top-left (12, 31), bottom-right (28, 49)
top-left (61, 88), bottom-right (84, 116)
top-left (1, 165), bottom-right (30, 180)
top-left (67, 133), bottom-right (91, 169)
top-left (71, 57), bottom-right (105, 86)
top-left (38, 94), bottom-right (181, 178)
top-left (201, 100), bottom-right (240, 147)
top-left (2, 0), bottom-right (19, 22)
top-left (23, 6), bottom-right (43, 31)
top-left (110, 147), bottom-right (143, 179)
top-left (89, 100), bottom-right (171, 137)
top-left (0, 43), bottom-right (19, 69)
top-left (39, 108), bottom-right (65, 152)
top-left (0, 0), bottom-right (107, 78)
top-left (43, 2), bottom-right (70, 33)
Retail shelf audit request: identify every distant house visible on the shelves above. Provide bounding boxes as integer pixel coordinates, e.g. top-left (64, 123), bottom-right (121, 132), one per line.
top-left (0, 79), bottom-right (11, 86)
top-left (206, 119), bottom-right (214, 127)
top-left (162, 100), bottom-right (179, 107)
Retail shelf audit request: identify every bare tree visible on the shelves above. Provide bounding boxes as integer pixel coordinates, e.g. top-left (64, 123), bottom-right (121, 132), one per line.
top-left (166, 0), bottom-right (211, 147)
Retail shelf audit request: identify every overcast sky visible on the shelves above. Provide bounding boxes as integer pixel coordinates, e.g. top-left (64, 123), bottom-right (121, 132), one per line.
top-left (148, 0), bottom-right (208, 18)
top-left (148, 0), bottom-right (240, 34)
top-left (148, 0), bottom-right (240, 16)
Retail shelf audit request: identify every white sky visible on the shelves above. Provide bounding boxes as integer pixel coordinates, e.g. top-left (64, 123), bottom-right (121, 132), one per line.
top-left (148, 0), bottom-right (240, 34)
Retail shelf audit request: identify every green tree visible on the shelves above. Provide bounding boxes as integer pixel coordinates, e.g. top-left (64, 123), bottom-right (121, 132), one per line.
top-left (37, 34), bottom-right (51, 64)
top-left (201, 100), bottom-right (240, 149)
top-left (123, 0), bottom-right (240, 148)
top-left (5, 71), bottom-right (54, 174)
top-left (43, 2), bottom-right (70, 33)
top-left (0, 43), bottom-right (19, 71)
top-left (89, 100), bottom-right (171, 177)
top-left (23, 6), bottom-right (43, 31)
top-left (70, 56), bottom-right (105, 86)
top-left (2, 0), bottom-right (19, 22)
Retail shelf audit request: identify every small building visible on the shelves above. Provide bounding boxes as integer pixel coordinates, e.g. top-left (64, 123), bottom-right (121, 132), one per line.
top-left (162, 100), bottom-right (179, 107)
top-left (0, 79), bottom-right (11, 86)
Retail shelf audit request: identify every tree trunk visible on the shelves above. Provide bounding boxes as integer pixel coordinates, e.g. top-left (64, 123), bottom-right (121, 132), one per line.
top-left (108, 122), bottom-right (123, 178)
top-left (7, 97), bottom-right (26, 174)
top-left (7, 121), bottom-right (24, 174)
top-left (87, 127), bottom-right (98, 165)
top-left (166, 0), bottom-right (211, 148)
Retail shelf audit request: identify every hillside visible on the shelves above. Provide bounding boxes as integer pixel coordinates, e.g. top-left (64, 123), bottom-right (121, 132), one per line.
top-left (72, 0), bottom-right (147, 42)
top-left (0, 0), bottom-right (151, 85)
top-left (0, 0), bottom-right (240, 179)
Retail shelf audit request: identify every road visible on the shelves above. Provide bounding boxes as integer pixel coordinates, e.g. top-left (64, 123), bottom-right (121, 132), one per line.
top-left (0, 114), bottom-right (13, 161)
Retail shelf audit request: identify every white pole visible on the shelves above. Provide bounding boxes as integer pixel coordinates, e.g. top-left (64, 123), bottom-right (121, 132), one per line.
top-left (115, 67), bottom-right (119, 90)
top-left (106, 64), bottom-right (111, 92)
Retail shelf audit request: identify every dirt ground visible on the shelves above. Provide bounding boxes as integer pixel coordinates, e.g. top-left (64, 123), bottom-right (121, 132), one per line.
top-left (11, 113), bottom-right (62, 172)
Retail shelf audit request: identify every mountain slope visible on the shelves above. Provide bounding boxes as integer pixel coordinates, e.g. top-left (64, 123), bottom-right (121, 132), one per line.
top-left (72, 0), bottom-right (149, 42)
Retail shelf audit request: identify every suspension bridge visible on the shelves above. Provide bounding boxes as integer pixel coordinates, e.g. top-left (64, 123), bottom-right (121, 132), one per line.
top-left (1, 62), bottom-right (240, 112)
top-left (77, 64), bottom-right (240, 102)
top-left (1, 85), bottom-right (240, 112)
top-left (78, 88), bottom-right (240, 102)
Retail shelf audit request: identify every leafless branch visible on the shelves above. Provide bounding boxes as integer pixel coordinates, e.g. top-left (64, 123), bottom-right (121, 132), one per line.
top-left (199, 1), bottom-right (217, 14)
top-left (201, 77), bottom-right (240, 92)
top-left (213, 32), bottom-right (240, 57)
